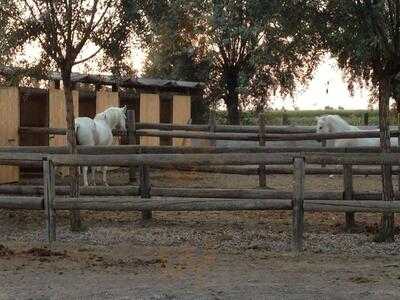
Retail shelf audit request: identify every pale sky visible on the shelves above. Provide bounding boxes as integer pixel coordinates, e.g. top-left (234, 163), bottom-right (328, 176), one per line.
top-left (272, 55), bottom-right (374, 110)
top-left (20, 44), bottom-right (375, 111)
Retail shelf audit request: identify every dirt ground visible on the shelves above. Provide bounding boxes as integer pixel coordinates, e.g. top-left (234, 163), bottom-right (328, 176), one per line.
top-left (1, 169), bottom-right (400, 299)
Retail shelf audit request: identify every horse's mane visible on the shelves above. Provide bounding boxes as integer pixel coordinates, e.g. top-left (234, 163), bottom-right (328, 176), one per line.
top-left (94, 107), bottom-right (125, 129)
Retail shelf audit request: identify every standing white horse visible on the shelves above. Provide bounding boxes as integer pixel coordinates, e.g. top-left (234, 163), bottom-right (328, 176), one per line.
top-left (316, 114), bottom-right (398, 147)
top-left (75, 106), bottom-right (127, 186)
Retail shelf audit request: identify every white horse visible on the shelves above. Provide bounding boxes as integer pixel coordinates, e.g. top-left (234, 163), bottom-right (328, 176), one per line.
top-left (75, 106), bottom-right (127, 186)
top-left (316, 114), bottom-right (398, 178)
top-left (316, 114), bottom-right (397, 147)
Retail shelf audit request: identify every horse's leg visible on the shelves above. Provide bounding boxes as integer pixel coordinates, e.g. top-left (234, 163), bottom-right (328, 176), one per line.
top-left (83, 166), bottom-right (89, 186)
top-left (91, 166), bottom-right (96, 186)
top-left (102, 166), bottom-right (109, 186)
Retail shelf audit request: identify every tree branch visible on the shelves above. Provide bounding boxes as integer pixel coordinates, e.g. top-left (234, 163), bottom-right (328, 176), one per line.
top-left (73, 47), bottom-right (102, 65)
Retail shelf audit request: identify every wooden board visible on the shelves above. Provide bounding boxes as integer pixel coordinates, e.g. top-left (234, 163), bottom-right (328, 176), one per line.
top-left (96, 91), bottom-right (120, 145)
top-left (0, 87), bottom-right (19, 183)
top-left (173, 95), bottom-right (191, 146)
top-left (140, 93), bottom-right (160, 146)
top-left (49, 88), bottom-right (79, 176)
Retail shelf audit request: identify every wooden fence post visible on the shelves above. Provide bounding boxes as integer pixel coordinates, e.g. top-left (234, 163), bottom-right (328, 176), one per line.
top-left (321, 139), bottom-right (327, 168)
top-left (127, 110), bottom-right (136, 183)
top-left (282, 110), bottom-right (289, 125)
top-left (208, 111), bottom-right (216, 147)
top-left (139, 164), bottom-right (152, 220)
top-left (43, 157), bottom-right (56, 243)
top-left (292, 157), bottom-right (305, 252)
top-left (258, 114), bottom-right (266, 188)
top-left (364, 112), bottom-right (369, 126)
top-left (343, 164), bottom-right (355, 230)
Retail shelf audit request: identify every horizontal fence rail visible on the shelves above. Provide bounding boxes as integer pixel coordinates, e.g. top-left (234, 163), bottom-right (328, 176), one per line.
top-left (2, 196), bottom-right (400, 213)
top-left (0, 185), bottom-right (398, 201)
top-left (19, 126), bottom-right (400, 141)
top-left (3, 145), bottom-right (400, 155)
top-left (1, 152), bottom-right (400, 166)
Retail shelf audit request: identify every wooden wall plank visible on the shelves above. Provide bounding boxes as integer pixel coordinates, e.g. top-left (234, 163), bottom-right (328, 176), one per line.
top-left (49, 88), bottom-right (79, 176)
top-left (172, 95), bottom-right (191, 147)
top-left (0, 87), bottom-right (19, 183)
top-left (140, 93), bottom-right (160, 146)
top-left (49, 88), bottom-right (79, 146)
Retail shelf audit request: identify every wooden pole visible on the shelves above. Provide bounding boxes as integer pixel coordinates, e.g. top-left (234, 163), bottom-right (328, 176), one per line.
top-left (127, 110), bottom-right (137, 183)
top-left (364, 112), bottom-right (369, 126)
top-left (208, 111), bottom-right (216, 147)
top-left (321, 139), bottom-right (327, 168)
top-left (343, 164), bottom-right (355, 230)
top-left (398, 113), bottom-right (400, 198)
top-left (258, 114), bottom-right (266, 188)
top-left (139, 164), bottom-right (152, 220)
top-left (43, 158), bottom-right (56, 243)
top-left (292, 157), bottom-right (305, 252)
top-left (282, 110), bottom-right (289, 125)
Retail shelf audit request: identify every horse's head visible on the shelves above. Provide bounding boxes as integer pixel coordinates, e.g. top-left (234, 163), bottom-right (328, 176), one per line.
top-left (96, 106), bottom-right (127, 131)
top-left (315, 115), bottom-right (331, 134)
top-left (316, 114), bottom-right (352, 133)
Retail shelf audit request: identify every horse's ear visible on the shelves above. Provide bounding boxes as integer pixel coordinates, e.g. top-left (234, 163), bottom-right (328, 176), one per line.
top-left (122, 105), bottom-right (127, 113)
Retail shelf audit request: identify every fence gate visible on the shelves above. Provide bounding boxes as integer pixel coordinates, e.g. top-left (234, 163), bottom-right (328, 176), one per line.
top-left (0, 87), bottom-right (19, 183)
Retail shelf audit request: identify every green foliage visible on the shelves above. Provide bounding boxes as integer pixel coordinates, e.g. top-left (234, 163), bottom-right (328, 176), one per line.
top-left (2, 0), bottom-right (142, 77)
top-left (140, 0), bottom-right (323, 124)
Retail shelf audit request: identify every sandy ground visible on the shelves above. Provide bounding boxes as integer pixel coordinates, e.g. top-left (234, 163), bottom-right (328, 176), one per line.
top-left (1, 169), bottom-right (400, 299)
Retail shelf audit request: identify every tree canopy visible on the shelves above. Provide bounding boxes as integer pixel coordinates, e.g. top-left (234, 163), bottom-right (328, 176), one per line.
top-left (318, 0), bottom-right (400, 242)
top-left (140, 0), bottom-right (322, 124)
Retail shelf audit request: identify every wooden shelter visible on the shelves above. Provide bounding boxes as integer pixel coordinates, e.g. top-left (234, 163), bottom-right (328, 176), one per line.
top-left (0, 67), bottom-right (204, 183)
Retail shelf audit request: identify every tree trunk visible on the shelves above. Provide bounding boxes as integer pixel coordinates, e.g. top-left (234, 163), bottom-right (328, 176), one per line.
top-left (375, 76), bottom-right (395, 243)
top-left (61, 70), bottom-right (81, 232)
top-left (223, 67), bottom-right (240, 125)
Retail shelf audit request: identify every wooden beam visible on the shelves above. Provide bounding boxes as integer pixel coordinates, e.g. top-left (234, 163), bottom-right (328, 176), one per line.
top-left (343, 165), bottom-right (355, 230)
top-left (292, 157), bottom-right (305, 252)
top-left (258, 114), bottom-right (266, 188)
top-left (127, 110), bottom-right (137, 182)
top-left (139, 165), bottom-right (152, 220)
top-left (43, 158), bottom-right (56, 243)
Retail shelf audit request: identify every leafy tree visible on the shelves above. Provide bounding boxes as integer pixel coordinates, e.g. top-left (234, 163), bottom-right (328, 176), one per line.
top-left (3, 0), bottom-right (141, 230)
top-left (138, 0), bottom-right (211, 123)
top-left (140, 0), bottom-right (322, 124)
top-left (320, 0), bottom-right (400, 241)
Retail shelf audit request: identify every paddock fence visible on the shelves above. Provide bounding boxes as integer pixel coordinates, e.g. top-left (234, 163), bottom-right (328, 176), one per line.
top-left (0, 152), bottom-right (400, 251)
top-left (15, 109), bottom-right (400, 186)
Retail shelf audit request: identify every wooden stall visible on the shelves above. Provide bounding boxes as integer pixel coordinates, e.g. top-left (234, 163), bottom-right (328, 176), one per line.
top-left (173, 95), bottom-right (191, 146)
top-left (0, 67), bottom-right (204, 181)
top-left (140, 93), bottom-right (160, 146)
top-left (0, 87), bottom-right (19, 183)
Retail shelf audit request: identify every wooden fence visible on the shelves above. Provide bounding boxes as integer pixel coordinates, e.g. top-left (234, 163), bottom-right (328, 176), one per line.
top-left (0, 151), bottom-right (400, 251)
top-left (16, 108), bottom-right (400, 185)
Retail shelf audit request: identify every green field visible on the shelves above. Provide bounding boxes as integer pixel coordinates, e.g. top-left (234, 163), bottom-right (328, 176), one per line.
top-left (215, 110), bottom-right (400, 126)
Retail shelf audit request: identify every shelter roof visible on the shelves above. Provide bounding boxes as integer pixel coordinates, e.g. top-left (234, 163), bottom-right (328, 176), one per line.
top-left (0, 66), bottom-right (204, 92)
